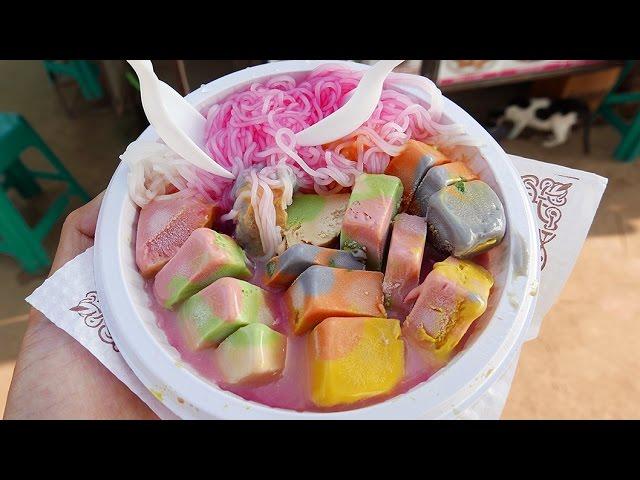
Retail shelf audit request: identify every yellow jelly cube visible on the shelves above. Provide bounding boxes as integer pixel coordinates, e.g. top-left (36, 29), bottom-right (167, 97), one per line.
top-left (309, 317), bottom-right (404, 408)
top-left (403, 256), bottom-right (494, 357)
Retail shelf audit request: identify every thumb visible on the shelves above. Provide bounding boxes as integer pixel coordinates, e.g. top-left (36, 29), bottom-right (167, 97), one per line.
top-left (50, 191), bottom-right (105, 275)
top-left (76, 191), bottom-right (106, 238)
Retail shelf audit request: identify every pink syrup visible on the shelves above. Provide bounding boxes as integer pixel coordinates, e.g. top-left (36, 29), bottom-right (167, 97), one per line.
top-left (148, 247), bottom-right (469, 413)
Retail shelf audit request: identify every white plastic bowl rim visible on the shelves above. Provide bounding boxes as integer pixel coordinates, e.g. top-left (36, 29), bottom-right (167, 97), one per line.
top-left (94, 60), bottom-right (540, 419)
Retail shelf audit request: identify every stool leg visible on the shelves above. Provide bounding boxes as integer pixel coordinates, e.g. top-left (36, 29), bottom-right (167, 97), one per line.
top-left (630, 139), bottom-right (640, 161)
top-left (85, 61), bottom-right (105, 100)
top-left (5, 158), bottom-right (43, 198)
top-left (43, 61), bottom-right (75, 118)
top-left (24, 127), bottom-right (91, 202)
top-left (72, 61), bottom-right (104, 101)
top-left (0, 189), bottom-right (51, 273)
top-left (614, 111), bottom-right (640, 162)
top-left (618, 128), bottom-right (640, 162)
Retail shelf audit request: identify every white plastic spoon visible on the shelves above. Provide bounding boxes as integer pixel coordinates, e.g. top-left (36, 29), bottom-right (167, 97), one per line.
top-left (127, 60), bottom-right (235, 179)
top-left (295, 60), bottom-right (405, 147)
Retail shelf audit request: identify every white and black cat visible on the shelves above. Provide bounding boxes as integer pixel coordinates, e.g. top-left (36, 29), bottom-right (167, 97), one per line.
top-left (488, 97), bottom-right (591, 153)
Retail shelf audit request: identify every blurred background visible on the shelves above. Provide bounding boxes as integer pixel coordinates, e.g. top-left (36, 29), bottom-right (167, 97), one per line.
top-left (1, 59), bottom-right (638, 418)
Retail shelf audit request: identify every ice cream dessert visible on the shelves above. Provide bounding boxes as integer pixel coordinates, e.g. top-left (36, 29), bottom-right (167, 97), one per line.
top-left (403, 257), bottom-right (494, 357)
top-left (217, 323), bottom-right (287, 385)
top-left (124, 63), bottom-right (507, 413)
top-left (408, 161), bottom-right (478, 216)
top-left (385, 140), bottom-right (450, 210)
top-left (426, 180), bottom-right (506, 258)
top-left (309, 317), bottom-right (404, 407)
top-left (340, 173), bottom-right (403, 270)
top-left (153, 228), bottom-right (252, 309)
top-left (178, 277), bottom-right (273, 350)
top-left (283, 193), bottom-right (349, 249)
top-left (265, 243), bottom-right (364, 288)
top-left (286, 266), bottom-right (386, 334)
top-left (382, 213), bottom-right (427, 316)
top-left (135, 192), bottom-right (215, 278)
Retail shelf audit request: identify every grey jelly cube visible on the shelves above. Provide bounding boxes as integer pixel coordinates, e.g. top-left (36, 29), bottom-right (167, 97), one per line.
top-left (265, 243), bottom-right (365, 287)
top-left (426, 180), bottom-right (506, 258)
top-left (408, 162), bottom-right (478, 217)
top-left (384, 140), bottom-right (450, 211)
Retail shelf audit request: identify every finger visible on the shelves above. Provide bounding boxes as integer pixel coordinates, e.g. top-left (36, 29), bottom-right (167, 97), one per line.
top-left (75, 191), bottom-right (106, 238)
top-left (49, 192), bottom-right (105, 275)
top-left (50, 226), bottom-right (94, 275)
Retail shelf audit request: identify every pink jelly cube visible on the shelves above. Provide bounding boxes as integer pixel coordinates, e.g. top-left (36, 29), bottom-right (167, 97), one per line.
top-left (340, 174), bottom-right (403, 270)
top-left (135, 192), bottom-right (215, 278)
top-left (153, 228), bottom-right (252, 309)
top-left (382, 214), bottom-right (427, 316)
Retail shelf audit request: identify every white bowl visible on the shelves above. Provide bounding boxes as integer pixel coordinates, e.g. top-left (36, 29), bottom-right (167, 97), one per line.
top-left (94, 60), bottom-right (540, 419)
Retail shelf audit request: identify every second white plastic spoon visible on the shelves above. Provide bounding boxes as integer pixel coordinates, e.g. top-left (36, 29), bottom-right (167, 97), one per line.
top-left (294, 60), bottom-right (404, 147)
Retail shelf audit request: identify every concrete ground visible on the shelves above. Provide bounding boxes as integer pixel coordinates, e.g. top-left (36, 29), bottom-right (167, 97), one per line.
top-left (1, 60), bottom-right (638, 418)
top-left (501, 127), bottom-right (640, 419)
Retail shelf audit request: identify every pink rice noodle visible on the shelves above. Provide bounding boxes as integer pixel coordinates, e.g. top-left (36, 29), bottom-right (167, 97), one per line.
top-left (195, 63), bottom-right (479, 212)
top-left (124, 64), bottom-right (479, 214)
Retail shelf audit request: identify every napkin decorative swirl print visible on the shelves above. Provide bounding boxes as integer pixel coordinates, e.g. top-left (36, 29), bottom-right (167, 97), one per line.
top-left (522, 175), bottom-right (573, 270)
top-left (70, 291), bottom-right (118, 352)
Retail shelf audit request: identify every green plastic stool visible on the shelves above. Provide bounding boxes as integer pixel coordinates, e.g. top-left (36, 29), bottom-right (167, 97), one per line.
top-left (43, 60), bottom-right (105, 101)
top-left (0, 113), bottom-right (90, 273)
top-left (597, 60), bottom-right (640, 163)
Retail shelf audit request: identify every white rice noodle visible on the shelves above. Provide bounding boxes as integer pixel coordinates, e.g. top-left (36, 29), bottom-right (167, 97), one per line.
top-left (121, 141), bottom-right (206, 208)
top-left (225, 162), bottom-right (297, 258)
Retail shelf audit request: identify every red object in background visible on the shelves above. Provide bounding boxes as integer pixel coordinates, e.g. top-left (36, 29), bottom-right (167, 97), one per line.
top-left (436, 60), bottom-right (607, 87)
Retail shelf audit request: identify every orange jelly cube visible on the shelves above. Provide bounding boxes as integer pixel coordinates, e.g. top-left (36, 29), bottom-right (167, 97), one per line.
top-left (309, 316), bottom-right (404, 407)
top-left (285, 266), bottom-right (386, 334)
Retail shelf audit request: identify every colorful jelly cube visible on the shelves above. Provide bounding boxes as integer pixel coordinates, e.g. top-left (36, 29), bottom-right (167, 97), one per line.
top-left (286, 266), bottom-right (386, 334)
top-left (309, 317), bottom-right (404, 408)
top-left (265, 243), bottom-right (365, 288)
top-left (153, 228), bottom-right (252, 309)
top-left (384, 140), bottom-right (450, 210)
top-left (408, 161), bottom-right (478, 216)
top-left (135, 192), bottom-right (215, 278)
top-left (427, 180), bottom-right (506, 258)
top-left (216, 323), bottom-right (287, 385)
top-left (403, 257), bottom-right (494, 357)
top-left (284, 193), bottom-right (350, 248)
top-left (340, 173), bottom-right (403, 270)
top-left (233, 179), bottom-right (289, 256)
top-left (178, 277), bottom-right (273, 350)
top-left (382, 214), bottom-right (427, 315)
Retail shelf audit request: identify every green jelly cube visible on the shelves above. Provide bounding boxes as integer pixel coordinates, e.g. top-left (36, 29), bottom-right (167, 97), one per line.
top-left (284, 193), bottom-right (350, 248)
top-left (178, 277), bottom-right (273, 350)
top-left (216, 323), bottom-right (287, 385)
top-left (153, 228), bottom-right (252, 309)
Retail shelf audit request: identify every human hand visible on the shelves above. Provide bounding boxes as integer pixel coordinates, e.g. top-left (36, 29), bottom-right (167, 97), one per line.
top-left (4, 192), bottom-right (157, 419)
